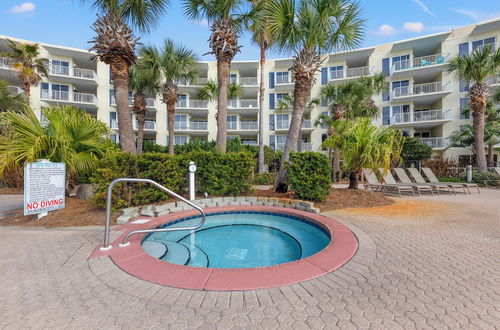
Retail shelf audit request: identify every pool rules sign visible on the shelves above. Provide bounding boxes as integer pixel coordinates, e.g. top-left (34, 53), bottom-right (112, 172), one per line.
top-left (24, 162), bottom-right (66, 216)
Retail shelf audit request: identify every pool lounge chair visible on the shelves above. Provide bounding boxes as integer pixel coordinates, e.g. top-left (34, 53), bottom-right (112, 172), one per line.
top-left (393, 167), bottom-right (453, 195)
top-left (378, 168), bottom-right (434, 196)
top-left (407, 168), bottom-right (467, 195)
top-left (362, 168), bottom-right (416, 197)
top-left (422, 167), bottom-right (480, 194)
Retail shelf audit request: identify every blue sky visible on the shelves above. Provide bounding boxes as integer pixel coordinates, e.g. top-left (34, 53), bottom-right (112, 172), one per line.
top-left (1, 0), bottom-right (500, 61)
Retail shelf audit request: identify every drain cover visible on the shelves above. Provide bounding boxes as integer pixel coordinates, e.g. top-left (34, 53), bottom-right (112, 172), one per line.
top-left (226, 248), bottom-right (247, 260)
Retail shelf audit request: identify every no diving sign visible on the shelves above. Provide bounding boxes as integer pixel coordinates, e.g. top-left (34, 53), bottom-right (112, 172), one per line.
top-left (24, 162), bottom-right (66, 216)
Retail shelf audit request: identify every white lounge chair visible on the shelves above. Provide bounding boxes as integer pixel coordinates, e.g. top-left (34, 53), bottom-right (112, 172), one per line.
top-left (393, 168), bottom-right (452, 195)
top-left (378, 168), bottom-right (434, 196)
top-left (422, 167), bottom-right (480, 194)
top-left (407, 168), bottom-right (467, 195)
top-left (362, 168), bottom-right (416, 197)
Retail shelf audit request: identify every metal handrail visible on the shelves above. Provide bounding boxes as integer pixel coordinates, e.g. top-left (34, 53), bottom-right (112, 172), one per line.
top-left (101, 178), bottom-right (206, 250)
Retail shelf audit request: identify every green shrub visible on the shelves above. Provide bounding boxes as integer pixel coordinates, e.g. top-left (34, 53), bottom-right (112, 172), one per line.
top-left (459, 170), bottom-right (499, 187)
top-left (253, 172), bottom-right (275, 185)
top-left (285, 152), bottom-right (331, 202)
top-left (90, 151), bottom-right (254, 208)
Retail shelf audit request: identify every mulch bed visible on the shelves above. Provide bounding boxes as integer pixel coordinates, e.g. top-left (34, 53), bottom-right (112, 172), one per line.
top-left (0, 197), bottom-right (119, 228)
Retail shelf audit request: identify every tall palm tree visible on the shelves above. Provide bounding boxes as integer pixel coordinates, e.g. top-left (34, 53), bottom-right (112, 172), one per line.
top-left (247, 0), bottom-right (276, 173)
top-left (140, 40), bottom-right (198, 155)
top-left (197, 80), bottom-right (243, 102)
top-left (128, 63), bottom-right (160, 153)
top-left (183, 0), bottom-right (249, 153)
top-left (323, 118), bottom-right (402, 189)
top-left (86, 0), bottom-right (169, 154)
top-left (321, 73), bottom-right (386, 181)
top-left (266, 0), bottom-right (365, 192)
top-left (448, 45), bottom-right (500, 171)
top-left (0, 40), bottom-right (48, 106)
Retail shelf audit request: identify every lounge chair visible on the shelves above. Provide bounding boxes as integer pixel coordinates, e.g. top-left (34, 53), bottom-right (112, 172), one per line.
top-left (378, 168), bottom-right (434, 196)
top-left (393, 167), bottom-right (453, 195)
top-left (362, 168), bottom-right (416, 197)
top-left (407, 168), bottom-right (467, 194)
top-left (484, 167), bottom-right (500, 187)
top-left (422, 167), bottom-right (480, 194)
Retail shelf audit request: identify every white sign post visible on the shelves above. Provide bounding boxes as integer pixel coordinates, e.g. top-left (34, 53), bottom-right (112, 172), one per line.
top-left (24, 161), bottom-right (66, 218)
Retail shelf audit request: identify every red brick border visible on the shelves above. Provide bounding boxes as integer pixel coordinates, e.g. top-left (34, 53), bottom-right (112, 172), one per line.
top-left (90, 206), bottom-right (358, 291)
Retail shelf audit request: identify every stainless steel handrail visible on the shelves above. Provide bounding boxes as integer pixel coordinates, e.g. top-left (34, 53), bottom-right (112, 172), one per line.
top-left (101, 178), bottom-right (206, 250)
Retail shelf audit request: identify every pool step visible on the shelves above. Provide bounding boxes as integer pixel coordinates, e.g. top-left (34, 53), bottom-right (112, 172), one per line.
top-left (142, 241), bottom-right (167, 259)
top-left (156, 240), bottom-right (190, 265)
top-left (181, 243), bottom-right (209, 268)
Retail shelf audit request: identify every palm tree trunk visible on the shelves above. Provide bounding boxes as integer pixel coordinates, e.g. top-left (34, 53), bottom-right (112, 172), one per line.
top-left (136, 113), bottom-right (145, 154)
top-left (216, 60), bottom-right (230, 154)
top-left (275, 82), bottom-right (309, 192)
top-left (258, 45), bottom-right (266, 173)
top-left (167, 102), bottom-right (175, 155)
top-left (472, 107), bottom-right (487, 172)
top-left (348, 171), bottom-right (359, 189)
top-left (23, 83), bottom-right (30, 105)
top-left (333, 148), bottom-right (341, 182)
top-left (111, 62), bottom-right (136, 154)
top-left (487, 144), bottom-right (494, 167)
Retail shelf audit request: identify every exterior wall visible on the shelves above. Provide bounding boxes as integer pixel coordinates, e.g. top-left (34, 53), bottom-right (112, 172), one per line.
top-left (1, 18), bottom-right (500, 162)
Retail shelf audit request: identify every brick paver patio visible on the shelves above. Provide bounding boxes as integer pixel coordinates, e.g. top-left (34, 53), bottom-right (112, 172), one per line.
top-left (0, 189), bottom-right (499, 329)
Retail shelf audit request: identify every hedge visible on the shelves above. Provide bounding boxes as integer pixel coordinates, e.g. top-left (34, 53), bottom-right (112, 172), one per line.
top-left (285, 152), bottom-right (332, 202)
top-left (90, 151), bottom-right (254, 208)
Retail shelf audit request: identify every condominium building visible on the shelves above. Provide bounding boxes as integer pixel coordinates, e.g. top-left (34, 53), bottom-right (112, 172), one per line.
top-left (1, 17), bottom-right (500, 164)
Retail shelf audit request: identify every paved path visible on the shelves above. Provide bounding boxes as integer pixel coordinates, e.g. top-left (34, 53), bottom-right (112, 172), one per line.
top-left (0, 189), bottom-right (499, 329)
top-left (0, 195), bottom-right (23, 219)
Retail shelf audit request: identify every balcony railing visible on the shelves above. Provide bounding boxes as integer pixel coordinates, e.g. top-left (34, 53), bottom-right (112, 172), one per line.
top-left (227, 122), bottom-right (238, 130)
top-left (8, 86), bottom-right (22, 95)
top-left (0, 57), bottom-right (13, 69)
top-left (419, 137), bottom-right (444, 148)
top-left (41, 90), bottom-right (69, 101)
top-left (73, 92), bottom-right (97, 104)
top-left (110, 96), bottom-right (134, 106)
top-left (175, 121), bottom-right (208, 131)
top-left (175, 99), bottom-right (208, 108)
top-left (175, 77), bottom-right (209, 86)
top-left (49, 64), bottom-right (97, 80)
top-left (275, 122), bottom-right (289, 130)
top-left (346, 66), bottom-right (372, 78)
top-left (41, 90), bottom-right (97, 104)
top-left (73, 67), bottom-right (96, 79)
top-left (391, 109), bottom-right (452, 125)
top-left (392, 53), bottom-right (449, 72)
top-left (240, 121), bottom-right (258, 130)
top-left (301, 120), bottom-right (313, 129)
top-left (50, 64), bottom-right (70, 76)
top-left (133, 120), bottom-right (156, 130)
top-left (240, 77), bottom-right (258, 85)
top-left (392, 81), bottom-right (451, 98)
top-left (300, 142), bottom-right (314, 151)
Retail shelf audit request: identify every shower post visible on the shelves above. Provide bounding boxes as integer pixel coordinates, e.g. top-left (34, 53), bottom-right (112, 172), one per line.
top-left (188, 161), bottom-right (197, 201)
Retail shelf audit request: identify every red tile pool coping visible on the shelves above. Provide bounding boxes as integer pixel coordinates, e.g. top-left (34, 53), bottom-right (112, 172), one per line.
top-left (90, 206), bottom-right (358, 291)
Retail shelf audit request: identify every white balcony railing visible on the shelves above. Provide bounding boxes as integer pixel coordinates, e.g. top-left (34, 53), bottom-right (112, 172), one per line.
top-left (73, 92), bottom-right (97, 104)
top-left (50, 64), bottom-right (69, 76)
top-left (240, 99), bottom-right (258, 108)
top-left (8, 86), bottom-right (22, 95)
top-left (176, 99), bottom-right (208, 108)
top-left (133, 120), bottom-right (157, 130)
top-left (41, 90), bottom-right (98, 104)
top-left (419, 137), bottom-right (444, 148)
top-left (391, 109), bottom-right (452, 125)
top-left (275, 121), bottom-right (289, 130)
top-left (49, 64), bottom-right (97, 80)
top-left (227, 122), bottom-right (238, 130)
top-left (41, 90), bottom-right (70, 101)
top-left (73, 67), bottom-right (96, 79)
top-left (300, 142), bottom-right (314, 151)
top-left (240, 121), bottom-right (258, 130)
top-left (346, 66), bottom-right (372, 78)
top-left (392, 53), bottom-right (449, 72)
top-left (190, 121), bottom-right (208, 130)
top-left (0, 57), bottom-right (13, 69)
top-left (393, 81), bottom-right (451, 98)
top-left (175, 77), bottom-right (209, 86)
top-left (301, 119), bottom-right (313, 129)
top-left (240, 77), bottom-right (258, 85)
top-left (329, 70), bottom-right (344, 80)
top-left (110, 96), bottom-right (134, 106)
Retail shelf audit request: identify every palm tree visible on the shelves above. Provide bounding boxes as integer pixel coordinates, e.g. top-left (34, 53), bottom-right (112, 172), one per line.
top-left (266, 0), bottom-right (365, 192)
top-left (0, 40), bottom-right (48, 105)
top-left (183, 0), bottom-right (250, 153)
top-left (197, 80), bottom-right (243, 102)
top-left (447, 45), bottom-right (500, 172)
top-left (0, 79), bottom-right (25, 112)
top-left (128, 63), bottom-right (160, 153)
top-left (246, 0), bottom-right (276, 173)
top-left (0, 106), bottom-right (110, 191)
top-left (321, 73), bottom-right (386, 181)
top-left (86, 0), bottom-right (168, 154)
top-left (140, 40), bottom-right (198, 155)
top-left (323, 118), bottom-right (402, 189)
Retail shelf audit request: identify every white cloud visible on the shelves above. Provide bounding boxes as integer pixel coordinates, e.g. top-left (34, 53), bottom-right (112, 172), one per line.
top-left (452, 9), bottom-right (500, 22)
top-left (411, 0), bottom-right (434, 16)
top-left (404, 22), bottom-right (425, 33)
top-left (375, 24), bottom-right (397, 36)
top-left (10, 2), bottom-right (36, 14)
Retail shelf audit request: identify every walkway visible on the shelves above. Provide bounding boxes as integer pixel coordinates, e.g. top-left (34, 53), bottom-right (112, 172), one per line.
top-left (0, 195), bottom-right (23, 219)
top-left (0, 189), bottom-right (499, 329)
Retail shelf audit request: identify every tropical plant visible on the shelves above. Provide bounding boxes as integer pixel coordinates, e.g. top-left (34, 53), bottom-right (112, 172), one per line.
top-left (448, 123), bottom-right (500, 167)
top-left (86, 0), bottom-right (169, 153)
top-left (0, 79), bottom-right (25, 112)
top-left (447, 44), bottom-right (500, 171)
top-left (140, 40), bottom-right (198, 155)
top-left (285, 152), bottom-right (331, 201)
top-left (128, 62), bottom-right (160, 153)
top-left (197, 80), bottom-right (243, 102)
top-left (246, 0), bottom-right (276, 173)
top-left (323, 118), bottom-right (403, 189)
top-left (0, 40), bottom-right (48, 105)
top-left (400, 137), bottom-right (432, 166)
top-left (183, 0), bottom-right (252, 153)
top-left (266, 0), bottom-right (365, 192)
top-left (0, 106), bottom-right (111, 190)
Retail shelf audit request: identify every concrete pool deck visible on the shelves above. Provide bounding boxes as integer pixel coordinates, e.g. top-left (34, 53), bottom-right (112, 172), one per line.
top-left (0, 189), bottom-right (499, 328)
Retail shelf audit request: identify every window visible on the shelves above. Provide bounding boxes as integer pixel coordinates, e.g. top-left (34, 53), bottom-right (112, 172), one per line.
top-left (414, 132), bottom-right (430, 138)
top-left (459, 43), bottom-right (469, 57)
top-left (460, 98), bottom-right (470, 119)
top-left (321, 134), bottom-right (328, 142)
top-left (276, 135), bottom-right (287, 150)
top-left (459, 80), bottom-right (469, 92)
top-left (174, 114), bottom-right (188, 129)
top-left (174, 136), bottom-right (188, 145)
top-left (392, 55), bottom-right (410, 71)
top-left (110, 112), bottom-right (117, 129)
top-left (392, 80), bottom-right (409, 97)
top-left (321, 111), bottom-right (329, 128)
top-left (276, 114), bottom-right (289, 129)
top-left (401, 129), bottom-right (411, 137)
top-left (329, 66), bottom-right (343, 79)
top-left (110, 134), bottom-right (119, 143)
top-left (276, 71), bottom-right (289, 84)
top-left (275, 93), bottom-right (288, 105)
top-left (177, 94), bottom-right (187, 107)
top-left (41, 83), bottom-right (69, 100)
top-left (382, 58), bottom-right (390, 77)
top-left (472, 37), bottom-right (495, 51)
top-left (227, 115), bottom-right (237, 130)
top-left (50, 60), bottom-right (69, 75)
top-left (228, 98), bottom-right (237, 107)
top-left (109, 90), bottom-right (115, 106)
top-left (382, 106), bottom-right (391, 126)
top-left (230, 73), bottom-right (237, 83)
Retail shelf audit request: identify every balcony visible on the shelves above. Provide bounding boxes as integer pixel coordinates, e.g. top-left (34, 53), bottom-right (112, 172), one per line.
top-left (73, 92), bottom-right (97, 104)
top-left (391, 109), bottom-right (452, 128)
top-left (239, 77), bottom-right (258, 86)
top-left (300, 142), bottom-right (314, 152)
top-left (41, 90), bottom-right (98, 106)
top-left (330, 66), bottom-right (373, 82)
top-left (175, 99), bottom-right (208, 109)
top-left (301, 119), bottom-right (313, 130)
top-left (242, 140), bottom-right (258, 146)
top-left (49, 64), bottom-right (97, 84)
top-left (228, 99), bottom-right (259, 111)
top-left (392, 81), bottom-right (451, 103)
top-left (239, 121), bottom-right (258, 130)
top-left (133, 120), bottom-right (157, 131)
top-left (419, 137), bottom-right (445, 149)
top-left (174, 121), bottom-right (208, 131)
top-left (175, 77), bottom-right (209, 86)
top-left (391, 53), bottom-right (449, 79)
top-left (0, 57), bottom-right (13, 70)
top-left (8, 86), bottom-right (22, 95)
